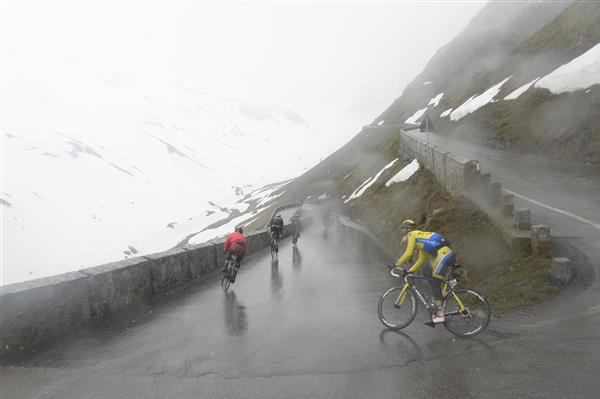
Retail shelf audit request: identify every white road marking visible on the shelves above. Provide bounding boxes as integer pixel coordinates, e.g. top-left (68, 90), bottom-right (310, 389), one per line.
top-left (503, 189), bottom-right (600, 232)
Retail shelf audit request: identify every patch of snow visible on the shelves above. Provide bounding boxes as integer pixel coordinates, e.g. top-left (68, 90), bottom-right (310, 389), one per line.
top-left (318, 193), bottom-right (330, 200)
top-left (344, 158), bottom-right (398, 203)
top-left (188, 212), bottom-right (254, 245)
top-left (423, 81), bottom-right (432, 86)
top-left (535, 43), bottom-right (600, 93)
top-left (405, 108), bottom-right (428, 125)
top-left (385, 159), bottom-right (419, 186)
top-left (504, 77), bottom-right (540, 100)
top-left (345, 177), bottom-right (373, 202)
top-left (256, 190), bottom-right (284, 208)
top-left (377, 120), bottom-right (385, 126)
top-left (440, 108), bottom-right (453, 118)
top-left (242, 216), bottom-right (258, 227)
top-left (343, 171), bottom-right (353, 180)
top-left (1, 69), bottom-right (320, 285)
top-left (450, 76), bottom-right (512, 121)
top-left (428, 93), bottom-right (444, 107)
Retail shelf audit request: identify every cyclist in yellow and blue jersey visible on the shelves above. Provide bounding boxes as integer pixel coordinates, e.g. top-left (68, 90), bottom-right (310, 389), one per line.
top-left (395, 219), bottom-right (456, 323)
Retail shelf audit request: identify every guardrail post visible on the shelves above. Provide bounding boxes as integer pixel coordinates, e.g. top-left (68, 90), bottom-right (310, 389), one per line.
top-left (514, 208), bottom-right (531, 230)
top-left (478, 173), bottom-right (491, 199)
top-left (531, 225), bottom-right (551, 255)
top-left (550, 257), bottom-right (573, 285)
top-left (490, 182), bottom-right (501, 206)
top-left (465, 160), bottom-right (480, 193)
top-left (501, 193), bottom-right (514, 217)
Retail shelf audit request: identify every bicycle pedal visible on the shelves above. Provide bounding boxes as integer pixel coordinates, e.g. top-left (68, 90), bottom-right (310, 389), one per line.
top-left (424, 321), bottom-right (436, 328)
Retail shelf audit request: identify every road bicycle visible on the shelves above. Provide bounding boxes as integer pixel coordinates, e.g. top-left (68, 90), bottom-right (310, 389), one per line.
top-left (221, 254), bottom-right (241, 291)
top-left (377, 265), bottom-right (491, 337)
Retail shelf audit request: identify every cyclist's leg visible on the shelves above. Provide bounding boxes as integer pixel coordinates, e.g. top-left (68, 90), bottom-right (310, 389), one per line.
top-left (430, 247), bottom-right (455, 322)
top-left (235, 252), bottom-right (244, 269)
top-left (223, 250), bottom-right (233, 272)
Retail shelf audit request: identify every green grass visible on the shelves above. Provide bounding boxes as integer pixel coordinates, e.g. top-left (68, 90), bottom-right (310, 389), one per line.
top-left (344, 168), bottom-right (557, 315)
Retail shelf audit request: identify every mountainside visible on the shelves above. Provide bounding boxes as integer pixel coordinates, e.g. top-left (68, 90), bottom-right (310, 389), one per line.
top-left (1, 75), bottom-right (325, 285)
top-left (375, 0), bottom-right (600, 164)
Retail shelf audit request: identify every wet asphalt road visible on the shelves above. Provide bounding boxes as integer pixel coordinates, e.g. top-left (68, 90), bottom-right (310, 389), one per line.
top-left (2, 218), bottom-right (600, 398)
top-left (3, 132), bottom-right (600, 398)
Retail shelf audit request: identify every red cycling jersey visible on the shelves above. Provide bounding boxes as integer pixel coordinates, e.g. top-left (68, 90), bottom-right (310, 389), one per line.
top-left (223, 232), bottom-right (248, 254)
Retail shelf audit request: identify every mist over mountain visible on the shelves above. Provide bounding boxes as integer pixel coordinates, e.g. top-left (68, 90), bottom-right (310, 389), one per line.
top-left (2, 1), bottom-right (485, 286)
top-left (1, 72), bottom-right (331, 285)
top-left (375, 0), bottom-right (600, 164)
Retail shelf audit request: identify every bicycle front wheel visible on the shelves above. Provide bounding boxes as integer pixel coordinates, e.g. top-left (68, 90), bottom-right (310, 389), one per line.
top-left (378, 285), bottom-right (418, 330)
top-left (443, 288), bottom-right (491, 337)
top-left (221, 275), bottom-right (231, 291)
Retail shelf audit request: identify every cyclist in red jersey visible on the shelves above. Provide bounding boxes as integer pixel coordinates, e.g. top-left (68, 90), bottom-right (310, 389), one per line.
top-left (222, 227), bottom-right (248, 273)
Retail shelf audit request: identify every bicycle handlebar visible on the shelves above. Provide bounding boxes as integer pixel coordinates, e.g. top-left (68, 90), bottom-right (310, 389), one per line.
top-left (390, 268), bottom-right (409, 278)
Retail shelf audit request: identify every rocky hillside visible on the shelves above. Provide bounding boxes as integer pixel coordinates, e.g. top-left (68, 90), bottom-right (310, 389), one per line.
top-left (375, 0), bottom-right (600, 164)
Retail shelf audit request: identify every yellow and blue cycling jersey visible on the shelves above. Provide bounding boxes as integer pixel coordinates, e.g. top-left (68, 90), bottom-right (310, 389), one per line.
top-left (395, 230), bottom-right (455, 279)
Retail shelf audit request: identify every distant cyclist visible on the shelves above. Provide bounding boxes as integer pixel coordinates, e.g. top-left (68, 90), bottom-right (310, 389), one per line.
top-left (291, 215), bottom-right (302, 244)
top-left (222, 227), bottom-right (248, 278)
top-left (269, 214), bottom-right (284, 242)
top-left (394, 219), bottom-right (455, 324)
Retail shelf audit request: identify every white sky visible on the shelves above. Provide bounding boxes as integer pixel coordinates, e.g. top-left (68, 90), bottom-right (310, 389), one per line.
top-left (1, 0), bottom-right (486, 148)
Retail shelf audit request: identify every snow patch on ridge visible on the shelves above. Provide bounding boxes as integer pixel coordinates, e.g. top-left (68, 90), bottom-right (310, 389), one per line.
top-left (450, 76), bottom-right (512, 121)
top-left (385, 159), bottom-right (419, 186)
top-left (428, 93), bottom-right (444, 107)
top-left (440, 108), bottom-right (453, 118)
top-left (504, 77), bottom-right (540, 100)
top-left (345, 158), bottom-right (398, 203)
top-left (405, 108), bottom-right (428, 125)
top-left (536, 43), bottom-right (600, 94)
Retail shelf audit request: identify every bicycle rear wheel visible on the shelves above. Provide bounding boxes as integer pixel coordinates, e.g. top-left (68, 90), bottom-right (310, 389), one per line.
top-left (378, 285), bottom-right (418, 330)
top-left (443, 288), bottom-right (490, 337)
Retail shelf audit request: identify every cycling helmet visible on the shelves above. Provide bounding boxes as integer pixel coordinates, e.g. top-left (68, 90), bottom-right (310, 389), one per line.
top-left (401, 219), bottom-right (416, 232)
top-left (235, 227), bottom-right (243, 234)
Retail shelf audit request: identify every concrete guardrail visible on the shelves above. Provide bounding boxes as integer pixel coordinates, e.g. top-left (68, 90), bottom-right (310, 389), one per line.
top-left (0, 211), bottom-right (301, 355)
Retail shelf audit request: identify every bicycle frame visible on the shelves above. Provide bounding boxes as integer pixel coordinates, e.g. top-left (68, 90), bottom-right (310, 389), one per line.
top-left (394, 274), bottom-right (467, 316)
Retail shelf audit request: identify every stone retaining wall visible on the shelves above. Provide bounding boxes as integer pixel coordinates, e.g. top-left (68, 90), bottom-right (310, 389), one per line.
top-left (0, 225), bottom-right (291, 355)
top-left (398, 129), bottom-right (541, 253)
top-left (398, 131), bottom-right (479, 196)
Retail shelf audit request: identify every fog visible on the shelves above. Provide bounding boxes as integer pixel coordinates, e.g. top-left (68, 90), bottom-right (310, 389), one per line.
top-left (1, 1), bottom-right (486, 284)
top-left (1, 1), bottom-right (485, 148)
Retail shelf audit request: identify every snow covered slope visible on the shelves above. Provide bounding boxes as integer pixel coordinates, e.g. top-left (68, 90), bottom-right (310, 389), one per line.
top-left (374, 1), bottom-right (600, 163)
top-left (1, 73), bottom-right (329, 285)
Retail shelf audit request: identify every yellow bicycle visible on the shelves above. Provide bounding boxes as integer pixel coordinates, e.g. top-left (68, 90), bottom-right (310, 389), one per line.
top-left (377, 265), bottom-right (491, 337)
